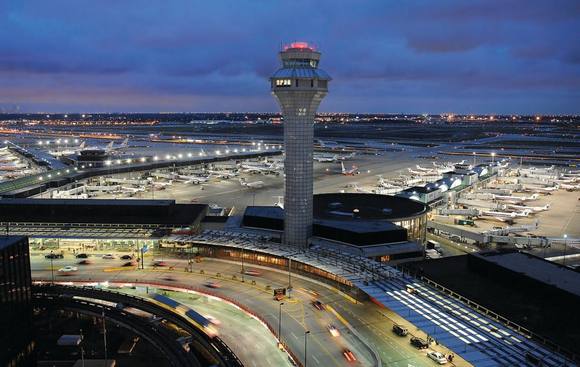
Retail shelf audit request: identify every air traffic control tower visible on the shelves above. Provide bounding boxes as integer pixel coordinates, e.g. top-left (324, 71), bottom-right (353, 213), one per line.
top-left (270, 42), bottom-right (331, 248)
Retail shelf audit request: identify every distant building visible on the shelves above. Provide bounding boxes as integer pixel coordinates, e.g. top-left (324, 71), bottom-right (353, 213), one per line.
top-left (270, 42), bottom-right (331, 249)
top-left (0, 236), bottom-right (34, 367)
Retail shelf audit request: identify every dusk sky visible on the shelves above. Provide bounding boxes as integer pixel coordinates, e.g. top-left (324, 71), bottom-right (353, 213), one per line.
top-left (1, 0), bottom-right (579, 114)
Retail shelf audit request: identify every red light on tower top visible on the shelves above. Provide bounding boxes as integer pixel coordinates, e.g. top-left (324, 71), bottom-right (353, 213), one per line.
top-left (283, 41), bottom-right (316, 51)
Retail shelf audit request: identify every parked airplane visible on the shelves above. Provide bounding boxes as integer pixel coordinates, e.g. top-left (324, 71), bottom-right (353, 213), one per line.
top-left (314, 153), bottom-right (338, 163)
top-left (84, 138), bottom-right (129, 153)
top-left (415, 165), bottom-right (435, 173)
top-left (506, 203), bottom-right (551, 213)
top-left (522, 185), bottom-right (559, 194)
top-left (239, 178), bottom-right (264, 188)
top-left (493, 193), bottom-right (540, 203)
top-left (273, 196), bottom-right (284, 208)
top-left (48, 141), bottom-right (88, 157)
top-left (341, 162), bottom-right (359, 176)
top-left (240, 161), bottom-right (281, 175)
top-left (478, 209), bottom-right (530, 222)
top-left (120, 186), bottom-right (146, 193)
top-left (206, 170), bottom-right (238, 179)
top-left (176, 174), bottom-right (209, 184)
top-left (560, 183), bottom-right (580, 191)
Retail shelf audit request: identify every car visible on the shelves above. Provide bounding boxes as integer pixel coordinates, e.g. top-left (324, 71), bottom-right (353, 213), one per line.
top-left (392, 324), bottom-right (408, 336)
top-left (152, 260), bottom-right (167, 267)
top-left (328, 324), bottom-right (340, 337)
top-left (311, 300), bottom-right (325, 311)
top-left (204, 281), bottom-right (221, 289)
top-left (58, 266), bottom-right (78, 273)
top-left (77, 259), bottom-right (93, 265)
top-left (120, 254), bottom-right (133, 260)
top-left (122, 261), bottom-right (137, 267)
top-left (102, 254), bottom-right (116, 259)
top-left (205, 315), bottom-right (221, 326)
top-left (45, 253), bottom-right (63, 259)
top-left (243, 269), bottom-right (261, 276)
top-left (342, 349), bottom-right (356, 362)
top-left (427, 351), bottom-right (447, 364)
top-left (75, 253), bottom-right (89, 258)
top-left (410, 337), bottom-right (429, 349)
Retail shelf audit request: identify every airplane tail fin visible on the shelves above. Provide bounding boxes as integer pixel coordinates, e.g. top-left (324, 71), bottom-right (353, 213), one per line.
top-left (121, 138), bottom-right (129, 148)
top-left (106, 141), bottom-right (114, 150)
top-left (79, 141), bottom-right (86, 149)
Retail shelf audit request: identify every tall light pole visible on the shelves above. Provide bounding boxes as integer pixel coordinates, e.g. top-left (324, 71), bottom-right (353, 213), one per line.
top-left (278, 302), bottom-right (284, 345)
top-left (241, 247), bottom-right (245, 282)
top-left (563, 234), bottom-right (568, 266)
top-left (304, 330), bottom-right (310, 367)
top-left (472, 152), bottom-right (476, 167)
top-left (50, 250), bottom-right (55, 283)
top-left (491, 152), bottom-right (496, 164)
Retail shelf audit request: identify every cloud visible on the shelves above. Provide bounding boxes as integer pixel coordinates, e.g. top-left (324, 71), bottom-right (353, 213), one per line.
top-left (0, 0), bottom-right (578, 113)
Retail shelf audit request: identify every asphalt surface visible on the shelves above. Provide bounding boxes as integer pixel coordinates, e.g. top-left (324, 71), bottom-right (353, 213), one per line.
top-left (30, 251), bottom-right (466, 367)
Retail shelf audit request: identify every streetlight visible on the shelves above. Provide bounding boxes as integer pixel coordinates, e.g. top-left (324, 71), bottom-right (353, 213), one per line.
top-left (278, 302), bottom-right (284, 345)
top-left (563, 234), bottom-right (568, 266)
top-left (472, 152), bottom-right (476, 166)
top-left (240, 247), bottom-right (245, 282)
top-left (50, 250), bottom-right (55, 283)
top-left (491, 152), bottom-right (496, 164)
top-left (304, 330), bottom-right (310, 367)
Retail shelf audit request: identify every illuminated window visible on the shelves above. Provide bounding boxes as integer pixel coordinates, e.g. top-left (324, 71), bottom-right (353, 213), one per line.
top-left (275, 79), bottom-right (292, 87)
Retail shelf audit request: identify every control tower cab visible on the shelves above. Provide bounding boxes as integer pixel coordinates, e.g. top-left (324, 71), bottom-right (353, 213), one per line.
top-left (270, 42), bottom-right (331, 248)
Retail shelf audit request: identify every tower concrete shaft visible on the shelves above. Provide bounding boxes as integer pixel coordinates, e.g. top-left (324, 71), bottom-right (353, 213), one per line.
top-left (270, 42), bottom-right (331, 248)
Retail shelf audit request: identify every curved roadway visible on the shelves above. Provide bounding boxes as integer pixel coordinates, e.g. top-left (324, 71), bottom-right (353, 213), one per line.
top-left (31, 250), bottom-right (465, 367)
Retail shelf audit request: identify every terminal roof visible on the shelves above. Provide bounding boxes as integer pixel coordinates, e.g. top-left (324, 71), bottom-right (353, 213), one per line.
top-left (477, 251), bottom-right (580, 297)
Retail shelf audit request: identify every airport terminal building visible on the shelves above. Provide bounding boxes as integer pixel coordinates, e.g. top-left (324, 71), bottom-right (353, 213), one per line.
top-left (0, 199), bottom-right (208, 251)
top-left (242, 193), bottom-right (429, 262)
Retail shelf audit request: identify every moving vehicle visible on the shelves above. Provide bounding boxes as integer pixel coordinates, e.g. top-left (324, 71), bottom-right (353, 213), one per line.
top-left (78, 259), bottom-right (93, 265)
top-left (243, 269), bottom-right (262, 276)
top-left (427, 351), bottom-right (448, 364)
top-left (102, 254), bottom-right (116, 259)
top-left (152, 260), bottom-right (167, 267)
top-left (328, 324), bottom-right (340, 337)
top-left (410, 337), bottom-right (429, 349)
top-left (75, 253), bottom-right (89, 258)
top-left (45, 253), bottom-right (64, 259)
top-left (205, 315), bottom-right (221, 326)
top-left (312, 300), bottom-right (325, 310)
top-left (392, 324), bottom-right (408, 336)
top-left (342, 349), bottom-right (357, 362)
top-left (58, 265), bottom-right (78, 273)
top-left (204, 281), bottom-right (221, 288)
top-left (120, 254), bottom-right (134, 260)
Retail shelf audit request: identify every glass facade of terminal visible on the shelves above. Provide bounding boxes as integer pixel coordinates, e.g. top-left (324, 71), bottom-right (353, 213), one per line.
top-left (392, 214), bottom-right (427, 244)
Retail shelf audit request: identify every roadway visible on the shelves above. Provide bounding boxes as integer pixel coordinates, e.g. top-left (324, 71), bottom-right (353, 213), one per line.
top-left (30, 250), bottom-right (466, 367)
